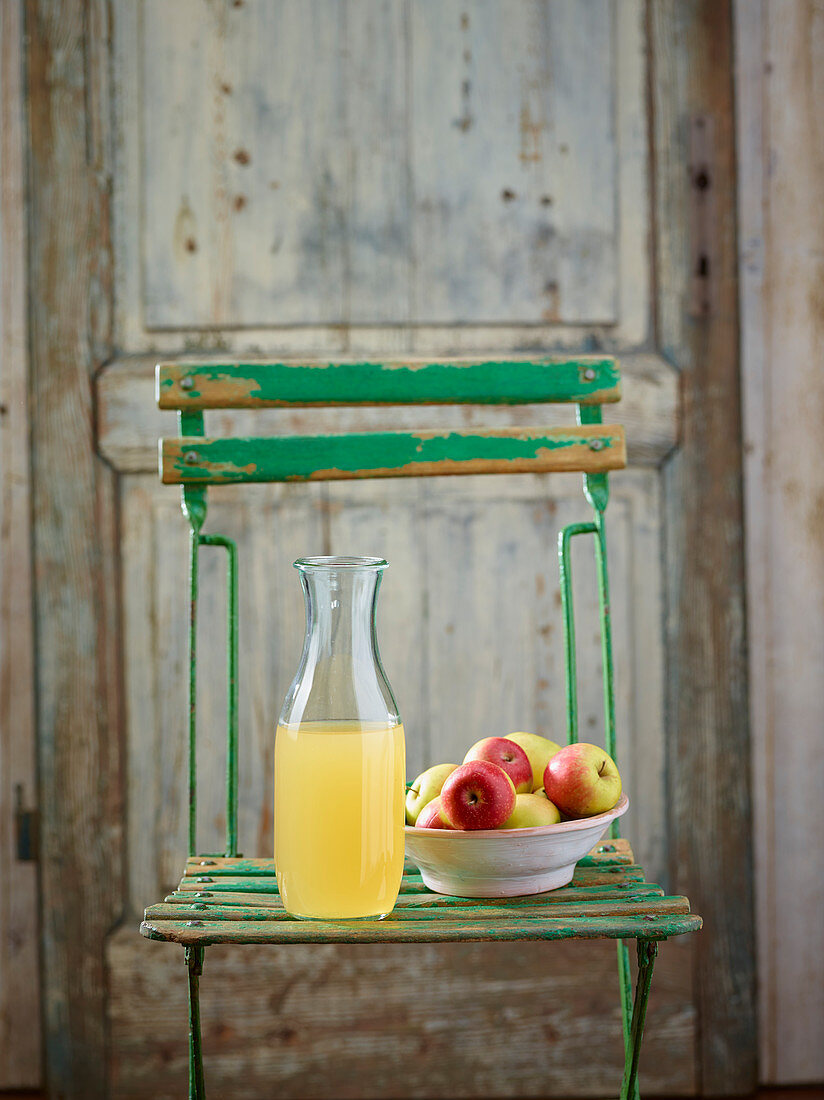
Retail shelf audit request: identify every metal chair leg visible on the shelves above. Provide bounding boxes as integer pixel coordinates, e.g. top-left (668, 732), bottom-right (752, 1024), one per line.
top-left (185, 946), bottom-right (206, 1100)
top-left (619, 938), bottom-right (658, 1100)
top-left (617, 940), bottom-right (640, 1100)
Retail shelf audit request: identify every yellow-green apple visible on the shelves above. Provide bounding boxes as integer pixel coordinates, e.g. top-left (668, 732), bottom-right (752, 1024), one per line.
top-left (543, 742), bottom-right (622, 817)
top-left (405, 763), bottom-right (459, 824)
top-left (497, 792), bottom-right (561, 829)
top-left (504, 731), bottom-right (562, 792)
top-left (440, 761), bottom-right (516, 829)
top-left (463, 737), bottom-right (532, 794)
top-left (415, 796), bottom-right (456, 829)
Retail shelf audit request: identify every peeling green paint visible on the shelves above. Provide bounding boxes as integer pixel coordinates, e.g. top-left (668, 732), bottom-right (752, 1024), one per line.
top-left (140, 912), bottom-right (701, 945)
top-left (163, 427), bottom-right (625, 484)
top-left (156, 357), bottom-right (620, 409)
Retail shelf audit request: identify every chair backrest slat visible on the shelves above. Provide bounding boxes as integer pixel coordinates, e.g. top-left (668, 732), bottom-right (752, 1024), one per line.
top-left (157, 358), bottom-right (620, 410)
top-left (161, 425), bottom-right (626, 485)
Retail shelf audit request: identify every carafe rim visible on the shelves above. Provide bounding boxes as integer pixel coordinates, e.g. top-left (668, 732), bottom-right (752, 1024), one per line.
top-left (294, 555), bottom-right (388, 571)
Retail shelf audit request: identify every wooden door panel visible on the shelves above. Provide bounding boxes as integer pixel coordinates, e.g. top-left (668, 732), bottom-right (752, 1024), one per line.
top-left (34, 0), bottom-right (755, 1095)
top-left (113, 0), bottom-right (648, 350)
top-left (107, 931), bottom-right (695, 1100)
top-left (10, 0), bottom-right (758, 1094)
top-left (0, 0), bottom-right (40, 1087)
top-left (135, 0), bottom-right (616, 328)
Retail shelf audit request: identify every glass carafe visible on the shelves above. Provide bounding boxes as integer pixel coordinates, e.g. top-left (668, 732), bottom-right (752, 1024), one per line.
top-left (274, 556), bottom-right (405, 919)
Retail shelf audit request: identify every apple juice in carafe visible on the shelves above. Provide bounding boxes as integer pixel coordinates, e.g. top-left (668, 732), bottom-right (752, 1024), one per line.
top-left (274, 557), bottom-right (405, 919)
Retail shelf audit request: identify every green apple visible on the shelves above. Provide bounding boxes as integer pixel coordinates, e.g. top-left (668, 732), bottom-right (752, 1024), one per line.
top-left (497, 792), bottom-right (562, 829)
top-left (504, 731), bottom-right (562, 792)
top-left (405, 763), bottom-right (458, 825)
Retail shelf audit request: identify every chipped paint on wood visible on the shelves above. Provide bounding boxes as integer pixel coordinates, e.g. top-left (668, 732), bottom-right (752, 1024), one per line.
top-left (164, 883), bottom-right (666, 909)
top-left (180, 840), bottom-right (635, 876)
top-left (144, 896), bottom-right (692, 924)
top-left (140, 913), bottom-right (701, 946)
top-left (161, 426), bottom-right (627, 484)
top-left (156, 358), bottom-right (621, 409)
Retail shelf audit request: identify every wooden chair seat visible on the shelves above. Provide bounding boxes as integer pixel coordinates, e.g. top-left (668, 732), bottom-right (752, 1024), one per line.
top-left (141, 839), bottom-right (701, 947)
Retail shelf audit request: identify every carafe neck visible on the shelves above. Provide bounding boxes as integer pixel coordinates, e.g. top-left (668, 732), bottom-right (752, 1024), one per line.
top-left (279, 556), bottom-right (400, 727)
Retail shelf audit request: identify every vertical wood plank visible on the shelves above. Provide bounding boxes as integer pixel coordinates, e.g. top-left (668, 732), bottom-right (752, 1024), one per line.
top-left (410, 0), bottom-right (617, 324)
top-left (735, 0), bottom-right (824, 1082)
top-left (26, 1), bottom-right (123, 1095)
top-left (0, 0), bottom-right (41, 1087)
top-left (652, 1), bottom-right (757, 1092)
top-left (338, 0), bottom-right (410, 323)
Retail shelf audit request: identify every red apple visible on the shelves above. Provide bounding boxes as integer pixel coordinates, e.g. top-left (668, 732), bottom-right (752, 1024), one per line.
top-left (415, 796), bottom-right (455, 829)
top-left (543, 742), bottom-right (622, 818)
top-left (440, 761), bottom-right (516, 830)
top-left (504, 731), bottom-right (563, 791)
top-left (463, 737), bottom-right (533, 794)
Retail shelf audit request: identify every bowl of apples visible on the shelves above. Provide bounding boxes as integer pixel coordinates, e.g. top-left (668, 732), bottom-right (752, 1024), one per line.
top-left (404, 734), bottom-right (628, 898)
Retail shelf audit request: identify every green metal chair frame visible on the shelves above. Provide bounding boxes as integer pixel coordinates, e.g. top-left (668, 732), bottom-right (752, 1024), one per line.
top-left (141, 357), bottom-right (701, 1100)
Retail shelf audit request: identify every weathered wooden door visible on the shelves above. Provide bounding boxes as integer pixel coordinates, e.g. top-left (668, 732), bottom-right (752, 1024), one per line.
top-left (11, 2), bottom-right (755, 1096)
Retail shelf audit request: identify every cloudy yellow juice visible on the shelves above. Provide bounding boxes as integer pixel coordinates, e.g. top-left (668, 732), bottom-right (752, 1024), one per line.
top-left (274, 721), bottom-right (406, 919)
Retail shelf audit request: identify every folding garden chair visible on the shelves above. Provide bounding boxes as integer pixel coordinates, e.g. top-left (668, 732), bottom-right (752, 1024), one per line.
top-left (140, 357), bottom-right (702, 1099)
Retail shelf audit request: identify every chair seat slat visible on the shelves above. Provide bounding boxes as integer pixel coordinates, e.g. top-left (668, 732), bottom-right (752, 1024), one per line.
top-left (165, 883), bottom-right (664, 909)
top-left (182, 840), bottom-right (634, 877)
top-left (141, 912), bottom-right (702, 946)
top-left (145, 895), bottom-right (691, 924)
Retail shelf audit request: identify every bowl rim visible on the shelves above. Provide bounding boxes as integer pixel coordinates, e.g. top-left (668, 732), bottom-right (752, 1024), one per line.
top-left (404, 791), bottom-right (629, 839)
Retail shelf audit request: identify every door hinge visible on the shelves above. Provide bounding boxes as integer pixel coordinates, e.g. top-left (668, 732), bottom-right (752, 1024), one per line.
top-left (15, 783), bottom-right (39, 862)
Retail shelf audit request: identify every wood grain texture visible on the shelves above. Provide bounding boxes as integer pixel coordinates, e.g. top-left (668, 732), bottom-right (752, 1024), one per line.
top-left (145, 898), bottom-right (693, 923)
top-left (651, 1), bottom-right (756, 1092)
top-left (160, 426), bottom-right (627, 485)
top-left (111, 0), bottom-right (650, 352)
top-left (107, 929), bottom-right (696, 1099)
top-left (409, 0), bottom-right (616, 324)
top-left (156, 357), bottom-right (621, 409)
top-left (100, 352), bottom-right (677, 472)
top-left (735, 0), bottom-right (824, 1082)
top-left (178, 867), bottom-right (649, 894)
top-left (26, 1), bottom-right (123, 1095)
top-left (0, 1), bottom-right (40, 1087)
top-left (179, 838), bottom-right (635, 874)
top-left (136, 0), bottom-right (617, 328)
top-left (141, 914), bottom-right (701, 946)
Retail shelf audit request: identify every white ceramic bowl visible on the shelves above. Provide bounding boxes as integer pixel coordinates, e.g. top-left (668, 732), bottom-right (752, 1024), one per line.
top-left (404, 793), bottom-right (629, 897)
